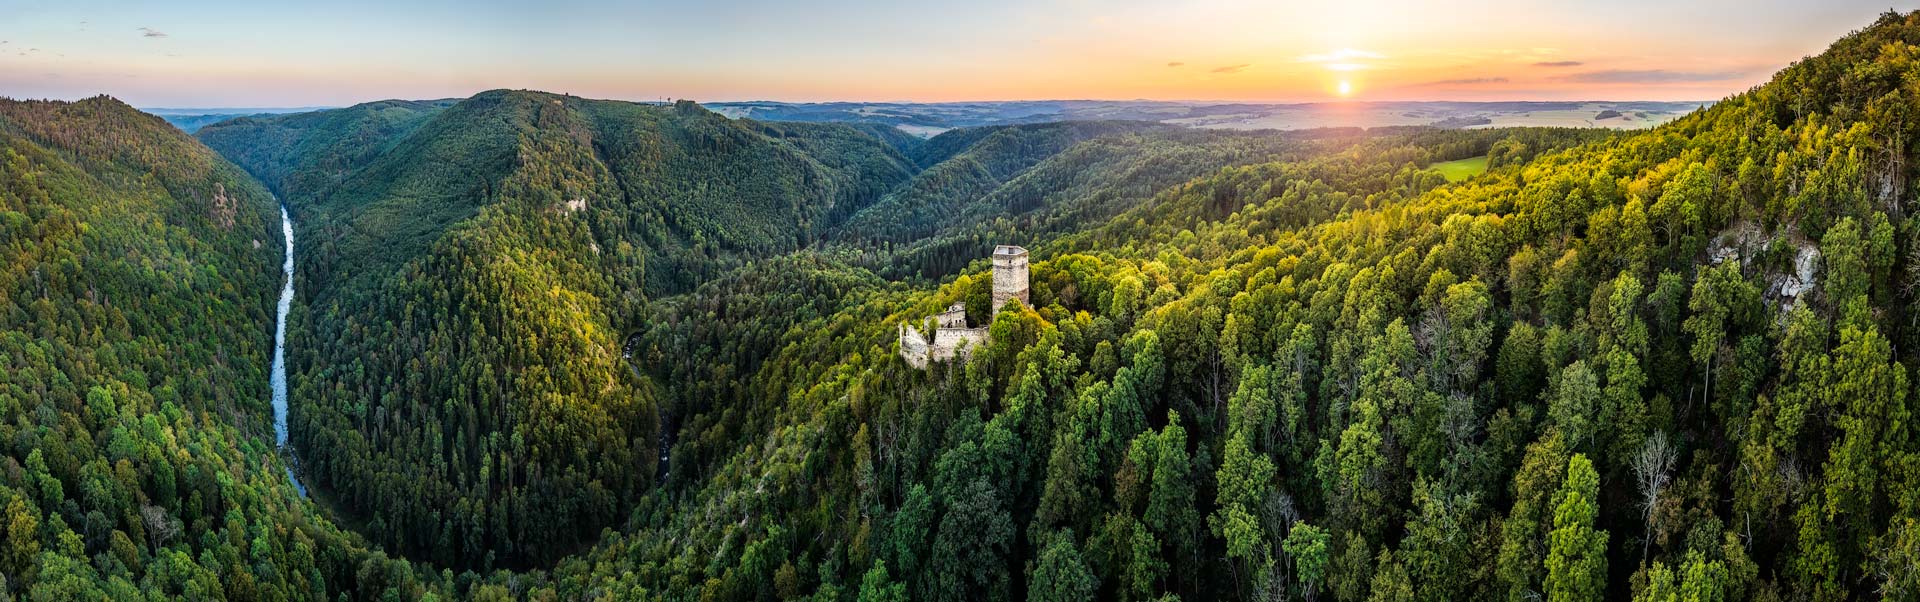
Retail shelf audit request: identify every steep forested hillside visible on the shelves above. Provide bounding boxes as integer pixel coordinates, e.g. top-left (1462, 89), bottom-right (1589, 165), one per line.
top-left (194, 99), bottom-right (457, 204)
top-left (841, 126), bottom-right (1577, 281)
top-left (198, 90), bottom-right (929, 569)
top-left (538, 12), bottom-right (1920, 601)
top-left (833, 121), bottom-right (1170, 246)
top-left (590, 123), bottom-right (1609, 601)
top-left (0, 96), bottom-right (442, 599)
top-left (0, 9), bottom-right (1891, 600)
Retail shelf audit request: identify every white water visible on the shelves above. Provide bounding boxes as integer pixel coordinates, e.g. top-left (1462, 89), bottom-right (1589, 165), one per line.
top-left (272, 202), bottom-right (307, 496)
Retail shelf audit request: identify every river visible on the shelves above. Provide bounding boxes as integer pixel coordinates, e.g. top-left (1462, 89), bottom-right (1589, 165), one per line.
top-left (272, 202), bottom-right (307, 496)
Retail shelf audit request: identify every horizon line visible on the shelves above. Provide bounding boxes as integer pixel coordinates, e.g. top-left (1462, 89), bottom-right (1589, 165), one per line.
top-left (126, 94), bottom-right (1721, 113)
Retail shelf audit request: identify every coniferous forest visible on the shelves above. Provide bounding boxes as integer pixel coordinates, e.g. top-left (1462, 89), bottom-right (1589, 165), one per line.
top-left (11, 9), bottom-right (1920, 601)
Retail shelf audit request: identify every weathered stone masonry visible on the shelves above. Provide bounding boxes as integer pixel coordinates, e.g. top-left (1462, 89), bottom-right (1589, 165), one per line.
top-left (898, 245), bottom-right (1029, 368)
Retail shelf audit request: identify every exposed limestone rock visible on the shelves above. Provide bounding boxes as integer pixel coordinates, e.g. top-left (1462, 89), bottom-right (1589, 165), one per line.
top-left (209, 182), bottom-right (237, 230)
top-left (1707, 221), bottom-right (1821, 317)
top-left (1774, 244), bottom-right (1820, 312)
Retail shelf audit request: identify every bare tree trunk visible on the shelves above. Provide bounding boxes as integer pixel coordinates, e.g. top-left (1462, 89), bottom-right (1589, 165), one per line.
top-left (1633, 431), bottom-right (1676, 564)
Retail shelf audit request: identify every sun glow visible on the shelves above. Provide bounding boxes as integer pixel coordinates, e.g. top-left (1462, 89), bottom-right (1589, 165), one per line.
top-left (1337, 80), bottom-right (1353, 97)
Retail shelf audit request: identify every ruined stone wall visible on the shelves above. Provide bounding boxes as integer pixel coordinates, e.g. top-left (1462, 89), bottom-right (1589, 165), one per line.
top-left (930, 327), bottom-right (989, 362)
top-left (898, 323), bottom-right (989, 367)
top-left (899, 324), bottom-right (932, 369)
top-left (936, 303), bottom-right (968, 329)
top-left (901, 245), bottom-right (1028, 368)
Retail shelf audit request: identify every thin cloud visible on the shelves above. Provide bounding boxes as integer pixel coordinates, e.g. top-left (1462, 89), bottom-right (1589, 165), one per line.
top-left (1212, 64), bottom-right (1251, 74)
top-left (1167, 61), bottom-right (1184, 68)
top-left (139, 27), bottom-right (168, 38)
top-left (1416, 77), bottom-right (1511, 86)
top-left (1301, 48), bottom-right (1385, 73)
top-left (1559, 69), bottom-right (1741, 83)
top-left (1534, 60), bottom-right (1583, 67)
top-left (1298, 48), bottom-right (1384, 63)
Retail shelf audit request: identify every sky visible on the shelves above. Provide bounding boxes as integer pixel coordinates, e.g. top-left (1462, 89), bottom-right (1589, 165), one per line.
top-left (0, 0), bottom-right (1915, 108)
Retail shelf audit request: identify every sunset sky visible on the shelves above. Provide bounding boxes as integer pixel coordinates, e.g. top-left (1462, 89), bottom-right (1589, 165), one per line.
top-left (1, 0), bottom-right (1915, 107)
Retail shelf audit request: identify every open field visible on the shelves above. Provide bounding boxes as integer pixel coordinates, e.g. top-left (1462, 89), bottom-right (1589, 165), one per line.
top-left (1431, 156), bottom-right (1490, 181)
top-left (1177, 101), bottom-right (1700, 131)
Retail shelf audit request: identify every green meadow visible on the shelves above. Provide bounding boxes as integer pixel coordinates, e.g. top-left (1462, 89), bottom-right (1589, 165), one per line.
top-left (1431, 155), bottom-right (1489, 181)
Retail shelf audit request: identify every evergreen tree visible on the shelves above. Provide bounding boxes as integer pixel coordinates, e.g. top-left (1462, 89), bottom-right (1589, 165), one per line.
top-left (1545, 455), bottom-right (1608, 602)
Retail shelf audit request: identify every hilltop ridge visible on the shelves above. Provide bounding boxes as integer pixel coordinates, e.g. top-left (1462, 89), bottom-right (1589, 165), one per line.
top-left (10, 10), bottom-right (1920, 600)
top-left (0, 94), bottom-right (441, 599)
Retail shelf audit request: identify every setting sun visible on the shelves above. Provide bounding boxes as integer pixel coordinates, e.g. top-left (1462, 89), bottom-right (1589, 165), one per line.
top-left (13, 2), bottom-right (1920, 599)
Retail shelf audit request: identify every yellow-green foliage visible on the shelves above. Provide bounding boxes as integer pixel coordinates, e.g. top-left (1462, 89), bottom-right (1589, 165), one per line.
top-left (15, 10), bottom-right (1920, 600)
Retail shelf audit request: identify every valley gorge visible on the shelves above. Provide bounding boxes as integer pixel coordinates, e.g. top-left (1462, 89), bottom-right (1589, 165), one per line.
top-left (9, 10), bottom-right (1920, 600)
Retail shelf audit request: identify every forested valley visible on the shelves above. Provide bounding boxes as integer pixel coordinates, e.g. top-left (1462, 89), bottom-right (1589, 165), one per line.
top-left (0, 96), bottom-right (436, 599)
top-left (8, 10), bottom-right (1920, 601)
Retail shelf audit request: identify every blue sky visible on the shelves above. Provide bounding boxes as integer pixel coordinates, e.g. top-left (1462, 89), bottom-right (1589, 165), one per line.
top-left (1, 0), bottom-right (1915, 107)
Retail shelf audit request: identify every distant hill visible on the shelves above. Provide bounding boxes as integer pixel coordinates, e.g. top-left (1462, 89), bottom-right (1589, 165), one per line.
top-left (196, 98), bottom-right (459, 202)
top-left (708, 99), bottom-right (1708, 135)
top-left (142, 106), bottom-right (333, 133)
top-left (569, 11), bottom-right (1920, 600)
top-left (167, 98), bottom-right (1705, 136)
top-left (190, 85), bottom-right (1634, 576)
top-left (6, 9), bottom-right (1912, 600)
top-left (156, 112), bottom-right (268, 133)
top-left (197, 90), bottom-right (922, 568)
top-left (832, 121), bottom-right (1176, 244)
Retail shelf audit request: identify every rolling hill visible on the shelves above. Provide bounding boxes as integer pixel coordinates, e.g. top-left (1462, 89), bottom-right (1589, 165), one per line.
top-left (0, 95), bottom-right (442, 599)
top-left (550, 11), bottom-right (1920, 600)
top-left (198, 89), bottom-right (930, 569)
top-left (8, 10), bottom-right (1920, 601)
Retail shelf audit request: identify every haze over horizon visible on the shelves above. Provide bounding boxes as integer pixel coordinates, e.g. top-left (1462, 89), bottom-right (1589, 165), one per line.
top-left (18, 4), bottom-right (1920, 600)
top-left (3, 0), bottom-right (1915, 108)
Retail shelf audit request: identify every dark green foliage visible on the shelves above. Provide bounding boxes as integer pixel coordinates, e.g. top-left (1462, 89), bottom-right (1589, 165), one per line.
top-left (194, 98), bottom-right (455, 203)
top-left (835, 121), bottom-right (1171, 245)
top-left (851, 126), bottom-right (1420, 281)
top-left (204, 90), bottom-right (925, 569)
top-left (522, 12), bottom-right (1920, 600)
top-left (18, 10), bottom-right (1920, 600)
top-left (0, 96), bottom-right (448, 599)
top-left (1028, 531), bottom-right (1097, 602)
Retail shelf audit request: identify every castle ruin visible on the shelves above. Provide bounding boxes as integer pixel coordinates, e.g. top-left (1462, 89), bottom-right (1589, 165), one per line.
top-left (991, 245), bottom-right (1030, 310)
top-left (899, 245), bottom-right (1029, 368)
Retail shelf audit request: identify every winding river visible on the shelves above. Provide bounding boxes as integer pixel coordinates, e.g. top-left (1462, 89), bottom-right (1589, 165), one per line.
top-left (272, 202), bottom-right (307, 496)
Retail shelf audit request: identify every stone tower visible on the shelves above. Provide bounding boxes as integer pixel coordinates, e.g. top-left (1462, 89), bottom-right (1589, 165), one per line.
top-left (901, 245), bottom-right (1031, 368)
top-left (991, 245), bottom-right (1030, 311)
